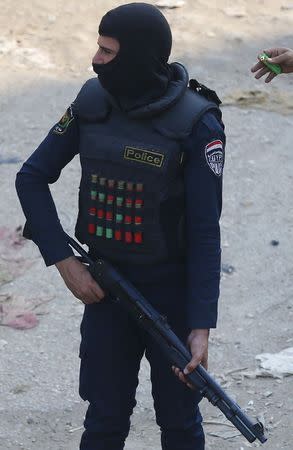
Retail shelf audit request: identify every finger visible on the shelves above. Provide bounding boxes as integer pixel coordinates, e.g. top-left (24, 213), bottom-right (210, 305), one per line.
top-left (174, 369), bottom-right (182, 379)
top-left (76, 293), bottom-right (96, 305)
top-left (263, 48), bottom-right (285, 59)
top-left (265, 72), bottom-right (277, 83)
top-left (254, 66), bottom-right (269, 79)
top-left (184, 375), bottom-right (195, 389)
top-left (251, 61), bottom-right (263, 72)
top-left (90, 283), bottom-right (105, 302)
top-left (263, 49), bottom-right (273, 58)
top-left (183, 355), bottom-right (201, 375)
top-left (86, 270), bottom-right (105, 298)
top-left (178, 371), bottom-right (187, 384)
top-left (173, 367), bottom-right (186, 381)
top-left (81, 297), bottom-right (96, 305)
top-left (78, 287), bottom-right (103, 304)
top-left (178, 371), bottom-right (194, 389)
top-left (174, 367), bottom-right (181, 377)
top-left (172, 367), bottom-right (195, 389)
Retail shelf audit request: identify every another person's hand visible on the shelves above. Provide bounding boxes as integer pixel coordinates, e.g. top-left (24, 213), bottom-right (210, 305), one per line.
top-left (251, 47), bottom-right (293, 83)
top-left (172, 328), bottom-right (209, 389)
top-left (56, 256), bottom-right (105, 304)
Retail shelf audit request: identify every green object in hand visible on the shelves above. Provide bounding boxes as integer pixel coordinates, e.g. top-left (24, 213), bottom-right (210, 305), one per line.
top-left (259, 52), bottom-right (282, 75)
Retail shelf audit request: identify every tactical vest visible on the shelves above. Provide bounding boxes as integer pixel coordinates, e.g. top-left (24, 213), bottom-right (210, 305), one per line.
top-left (74, 64), bottom-right (221, 264)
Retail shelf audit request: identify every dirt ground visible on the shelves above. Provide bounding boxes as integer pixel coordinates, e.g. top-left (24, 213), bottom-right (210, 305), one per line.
top-left (0, 1), bottom-right (292, 449)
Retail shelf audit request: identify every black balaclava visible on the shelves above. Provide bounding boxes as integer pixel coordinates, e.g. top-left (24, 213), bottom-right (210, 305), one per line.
top-left (92, 2), bottom-right (173, 110)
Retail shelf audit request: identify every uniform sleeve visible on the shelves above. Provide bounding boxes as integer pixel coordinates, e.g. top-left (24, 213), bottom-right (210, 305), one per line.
top-left (15, 105), bottom-right (79, 266)
top-left (184, 111), bottom-right (225, 329)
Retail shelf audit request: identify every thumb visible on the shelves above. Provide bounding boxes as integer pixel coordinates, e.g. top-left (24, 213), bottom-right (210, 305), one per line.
top-left (268, 54), bottom-right (286, 64)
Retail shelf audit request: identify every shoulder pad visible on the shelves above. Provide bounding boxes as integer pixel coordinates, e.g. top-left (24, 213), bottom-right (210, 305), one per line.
top-left (189, 79), bottom-right (222, 105)
top-left (73, 78), bottom-right (111, 122)
top-left (153, 87), bottom-right (221, 140)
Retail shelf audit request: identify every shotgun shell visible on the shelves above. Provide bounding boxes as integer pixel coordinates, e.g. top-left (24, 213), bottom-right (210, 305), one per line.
top-left (125, 231), bottom-right (132, 243)
top-left (88, 224), bottom-right (96, 234)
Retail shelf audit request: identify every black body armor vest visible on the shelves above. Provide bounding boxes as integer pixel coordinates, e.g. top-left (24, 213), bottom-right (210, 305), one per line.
top-left (74, 64), bottom-right (221, 264)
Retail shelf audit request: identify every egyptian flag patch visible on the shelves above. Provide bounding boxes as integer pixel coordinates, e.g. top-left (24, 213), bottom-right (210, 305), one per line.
top-left (205, 140), bottom-right (224, 177)
top-left (53, 106), bottom-right (74, 135)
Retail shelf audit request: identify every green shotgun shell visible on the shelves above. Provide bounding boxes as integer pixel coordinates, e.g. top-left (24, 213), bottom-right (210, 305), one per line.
top-left (91, 190), bottom-right (97, 200)
top-left (116, 213), bottom-right (123, 223)
top-left (106, 228), bottom-right (113, 239)
top-left (259, 52), bottom-right (282, 75)
top-left (116, 196), bottom-right (123, 206)
top-left (117, 180), bottom-right (125, 190)
top-left (96, 226), bottom-right (103, 237)
top-left (98, 192), bottom-right (105, 202)
top-left (126, 182), bottom-right (133, 191)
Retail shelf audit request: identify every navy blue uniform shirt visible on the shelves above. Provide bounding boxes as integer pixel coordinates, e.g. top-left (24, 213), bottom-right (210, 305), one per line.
top-left (16, 106), bottom-right (225, 330)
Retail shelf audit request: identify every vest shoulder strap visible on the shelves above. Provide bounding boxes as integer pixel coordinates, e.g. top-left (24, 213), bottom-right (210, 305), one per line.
top-left (73, 78), bottom-right (110, 122)
top-left (153, 87), bottom-right (222, 139)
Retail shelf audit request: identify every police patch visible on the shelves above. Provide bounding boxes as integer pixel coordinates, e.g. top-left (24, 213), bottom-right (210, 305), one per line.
top-left (124, 146), bottom-right (164, 168)
top-left (53, 106), bottom-right (74, 135)
top-left (205, 140), bottom-right (224, 177)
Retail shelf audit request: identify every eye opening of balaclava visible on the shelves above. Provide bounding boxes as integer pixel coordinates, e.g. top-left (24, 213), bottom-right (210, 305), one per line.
top-left (92, 2), bottom-right (173, 109)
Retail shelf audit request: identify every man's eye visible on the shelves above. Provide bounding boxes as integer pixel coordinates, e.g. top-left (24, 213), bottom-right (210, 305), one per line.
top-left (100, 47), bottom-right (111, 55)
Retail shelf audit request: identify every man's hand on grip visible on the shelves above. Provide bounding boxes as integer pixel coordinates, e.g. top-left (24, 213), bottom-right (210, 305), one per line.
top-left (172, 328), bottom-right (209, 389)
top-left (56, 256), bottom-right (105, 304)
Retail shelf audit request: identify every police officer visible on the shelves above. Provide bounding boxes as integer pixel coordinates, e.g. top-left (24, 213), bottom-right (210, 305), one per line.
top-left (16, 3), bottom-right (225, 450)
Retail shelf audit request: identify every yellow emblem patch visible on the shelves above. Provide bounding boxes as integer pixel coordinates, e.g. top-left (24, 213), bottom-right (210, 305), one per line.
top-left (53, 106), bottom-right (74, 135)
top-left (124, 146), bottom-right (164, 168)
